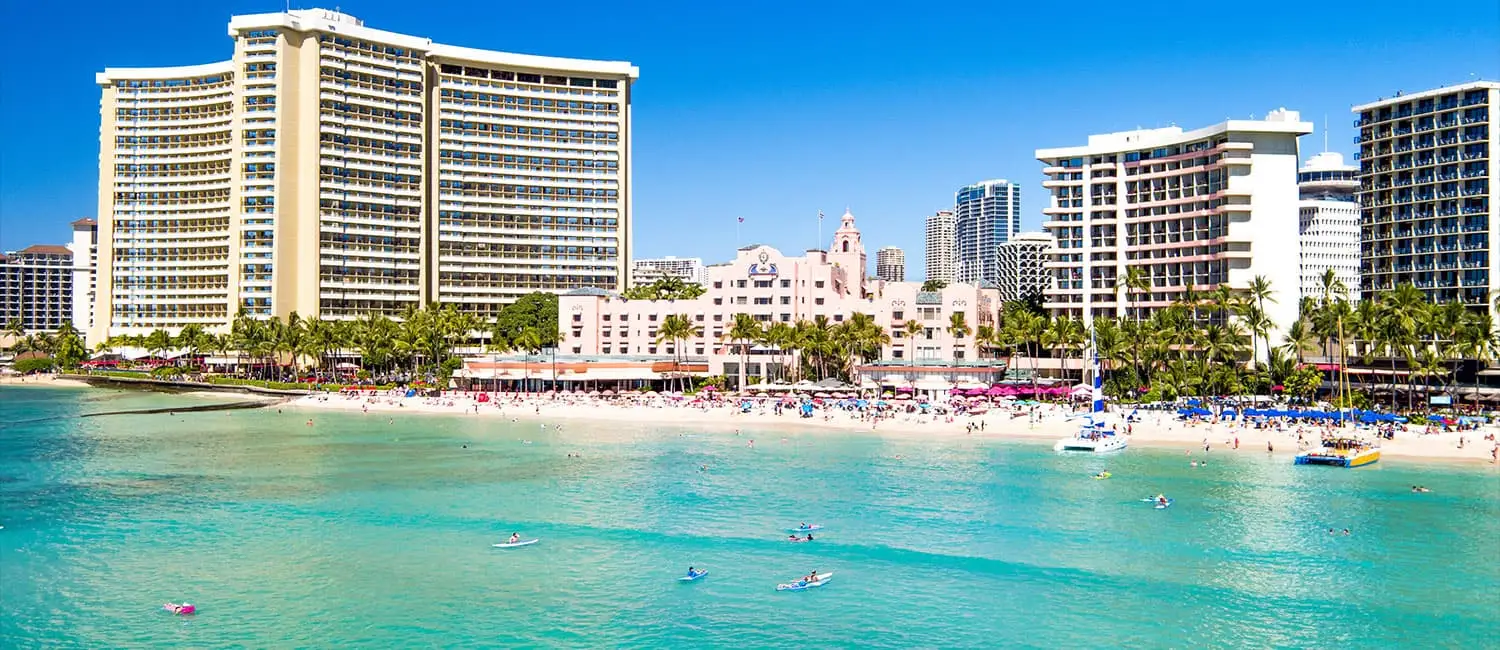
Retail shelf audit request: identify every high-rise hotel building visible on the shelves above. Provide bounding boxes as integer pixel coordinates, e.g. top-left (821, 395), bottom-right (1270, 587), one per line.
top-left (1354, 82), bottom-right (1496, 308)
top-left (1035, 109), bottom-right (1311, 344)
top-left (954, 180), bottom-right (1020, 285)
top-left (924, 209), bottom-right (956, 283)
top-left (1297, 151), bottom-right (1360, 302)
top-left (93, 8), bottom-right (636, 340)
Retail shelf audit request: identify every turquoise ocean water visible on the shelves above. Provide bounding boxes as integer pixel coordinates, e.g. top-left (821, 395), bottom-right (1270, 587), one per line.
top-left (1, 386), bottom-right (1497, 648)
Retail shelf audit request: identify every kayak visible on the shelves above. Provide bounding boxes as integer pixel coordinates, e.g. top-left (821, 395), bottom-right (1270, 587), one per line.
top-left (777, 572), bottom-right (833, 591)
top-left (1093, 472), bottom-right (1111, 479)
top-left (492, 538), bottom-right (539, 548)
top-left (787, 525), bottom-right (823, 533)
top-left (163, 603), bottom-right (196, 615)
top-left (1155, 499), bottom-right (1174, 510)
top-left (678, 571), bottom-right (708, 582)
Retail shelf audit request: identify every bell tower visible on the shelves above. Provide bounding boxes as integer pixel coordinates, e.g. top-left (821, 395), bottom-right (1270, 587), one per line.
top-left (827, 208), bottom-right (867, 297)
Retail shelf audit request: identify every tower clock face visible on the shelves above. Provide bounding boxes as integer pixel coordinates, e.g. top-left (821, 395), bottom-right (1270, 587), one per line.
top-left (758, 252), bottom-right (769, 264)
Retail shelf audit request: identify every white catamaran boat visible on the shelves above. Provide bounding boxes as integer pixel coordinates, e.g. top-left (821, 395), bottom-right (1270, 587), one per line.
top-left (1053, 342), bottom-right (1127, 453)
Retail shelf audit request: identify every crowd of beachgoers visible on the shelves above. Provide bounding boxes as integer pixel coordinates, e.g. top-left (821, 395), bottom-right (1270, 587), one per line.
top-left (291, 386), bottom-right (1500, 463)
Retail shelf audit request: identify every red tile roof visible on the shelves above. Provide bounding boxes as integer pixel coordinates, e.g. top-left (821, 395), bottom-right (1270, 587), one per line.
top-left (71, 218), bottom-right (98, 227)
top-left (18, 245), bottom-right (72, 256)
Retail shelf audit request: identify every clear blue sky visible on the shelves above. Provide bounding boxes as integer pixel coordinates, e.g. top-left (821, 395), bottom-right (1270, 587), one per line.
top-left (2, 0), bottom-right (1497, 278)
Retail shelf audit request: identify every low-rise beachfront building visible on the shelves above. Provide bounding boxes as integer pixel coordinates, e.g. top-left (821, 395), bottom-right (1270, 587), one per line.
top-left (556, 210), bottom-right (1003, 388)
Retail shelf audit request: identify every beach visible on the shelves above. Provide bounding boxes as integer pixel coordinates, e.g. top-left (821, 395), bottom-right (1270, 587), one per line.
top-left (288, 390), bottom-right (1500, 464)
top-left (0, 374), bottom-right (91, 388)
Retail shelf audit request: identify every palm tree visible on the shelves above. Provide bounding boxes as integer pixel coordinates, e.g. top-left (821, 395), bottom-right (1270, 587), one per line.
top-left (514, 327), bottom-right (544, 393)
top-left (1459, 312), bottom-right (1497, 411)
top-left (764, 321), bottom-right (795, 383)
top-left (835, 313), bottom-right (889, 379)
top-left (53, 321), bottom-right (87, 369)
top-left (1280, 319), bottom-right (1315, 365)
top-left (726, 313), bottom-right (763, 390)
top-left (1319, 268), bottom-right (1347, 307)
top-left (175, 323), bottom-right (207, 370)
top-left (1380, 283), bottom-right (1428, 410)
top-left (975, 325), bottom-right (997, 360)
top-left (947, 312), bottom-right (971, 346)
top-left (656, 313), bottom-right (701, 393)
top-left (144, 329), bottom-right (173, 361)
top-left (1117, 267), bottom-right (1151, 324)
top-left (1246, 275), bottom-right (1276, 367)
top-left (4, 318), bottom-right (25, 350)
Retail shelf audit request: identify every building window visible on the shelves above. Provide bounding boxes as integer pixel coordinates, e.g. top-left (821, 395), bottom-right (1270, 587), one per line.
top-left (649, 314), bottom-right (657, 321)
top-left (714, 281), bottom-right (722, 288)
top-left (713, 315), bottom-right (723, 322)
top-left (754, 297), bottom-right (771, 305)
top-left (648, 346), bottom-right (657, 354)
top-left (833, 315), bottom-right (843, 322)
top-left (603, 314), bottom-right (611, 321)
top-left (780, 296), bottom-right (791, 305)
top-left (714, 298), bottom-right (723, 305)
top-left (572, 347), bottom-right (581, 354)
top-left (892, 310), bottom-right (904, 320)
top-left (603, 346), bottom-right (611, 354)
top-left (954, 351), bottom-right (965, 360)
top-left (893, 350), bottom-right (904, 359)
top-left (780, 314), bottom-right (791, 322)
top-left (736, 280), bottom-right (747, 288)
top-left (815, 281), bottom-right (825, 288)
top-left (780, 280), bottom-right (791, 288)
top-left (815, 298), bottom-right (824, 305)
top-left (695, 314), bottom-right (704, 321)
top-left (754, 280), bottom-right (772, 288)
top-left (572, 314), bottom-right (581, 322)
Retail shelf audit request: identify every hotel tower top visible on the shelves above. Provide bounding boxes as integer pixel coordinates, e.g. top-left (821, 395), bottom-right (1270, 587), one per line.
top-left (93, 9), bottom-right (636, 341)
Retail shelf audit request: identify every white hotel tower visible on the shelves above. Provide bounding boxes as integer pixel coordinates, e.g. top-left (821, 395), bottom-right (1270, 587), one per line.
top-left (93, 8), bottom-right (636, 340)
top-left (1297, 151), bottom-right (1360, 301)
top-left (1036, 109), bottom-right (1312, 348)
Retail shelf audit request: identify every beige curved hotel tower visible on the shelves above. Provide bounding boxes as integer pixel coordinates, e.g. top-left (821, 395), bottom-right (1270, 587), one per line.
top-left (92, 8), bottom-right (636, 340)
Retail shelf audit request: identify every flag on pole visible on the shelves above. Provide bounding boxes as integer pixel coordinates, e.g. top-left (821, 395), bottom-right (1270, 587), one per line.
top-left (817, 210), bottom-right (824, 220)
top-left (737, 217), bottom-right (744, 223)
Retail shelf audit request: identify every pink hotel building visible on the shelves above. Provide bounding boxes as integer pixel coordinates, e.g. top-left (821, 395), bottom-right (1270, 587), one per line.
top-left (556, 210), bottom-right (1003, 387)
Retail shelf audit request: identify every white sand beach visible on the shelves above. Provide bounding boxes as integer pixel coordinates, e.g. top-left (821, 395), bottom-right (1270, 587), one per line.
top-left (288, 390), bottom-right (1500, 465)
top-left (0, 374), bottom-right (92, 388)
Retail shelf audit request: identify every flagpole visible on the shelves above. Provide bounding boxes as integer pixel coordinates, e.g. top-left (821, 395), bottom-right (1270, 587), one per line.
top-left (817, 210), bottom-right (824, 251)
top-left (736, 216), bottom-right (741, 249)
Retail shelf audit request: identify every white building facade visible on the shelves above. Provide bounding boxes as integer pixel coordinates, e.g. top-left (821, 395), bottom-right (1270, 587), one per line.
top-left (1297, 152), bottom-right (1360, 302)
top-left (996, 231), bottom-right (1055, 302)
top-left (1036, 109), bottom-right (1312, 349)
top-left (559, 210), bottom-right (1001, 386)
top-left (632, 256), bottom-right (707, 285)
top-left (924, 209), bottom-right (955, 283)
top-left (875, 246), bottom-right (905, 282)
top-left (68, 219), bottom-right (99, 336)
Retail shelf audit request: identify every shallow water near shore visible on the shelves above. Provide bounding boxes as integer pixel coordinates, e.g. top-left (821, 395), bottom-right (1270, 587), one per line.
top-left (2, 386), bottom-right (1498, 648)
